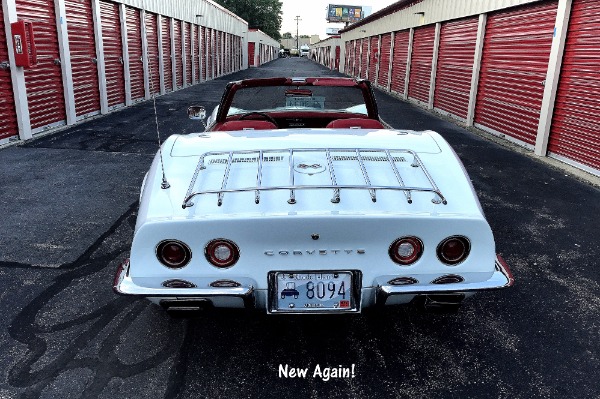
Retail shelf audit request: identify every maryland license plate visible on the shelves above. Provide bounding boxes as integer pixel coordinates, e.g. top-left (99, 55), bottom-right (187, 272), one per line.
top-left (270, 271), bottom-right (358, 313)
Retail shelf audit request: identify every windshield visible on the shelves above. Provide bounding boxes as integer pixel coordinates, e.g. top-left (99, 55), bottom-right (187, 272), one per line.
top-left (228, 86), bottom-right (368, 116)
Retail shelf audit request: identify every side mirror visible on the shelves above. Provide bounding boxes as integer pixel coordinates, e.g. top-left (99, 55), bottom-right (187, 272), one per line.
top-left (188, 105), bottom-right (206, 120)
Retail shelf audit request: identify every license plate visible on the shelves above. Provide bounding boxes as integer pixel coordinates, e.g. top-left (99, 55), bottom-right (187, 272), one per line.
top-left (270, 271), bottom-right (357, 313)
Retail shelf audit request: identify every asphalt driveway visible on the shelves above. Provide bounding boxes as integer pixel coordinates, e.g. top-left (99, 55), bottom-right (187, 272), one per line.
top-left (0, 57), bottom-right (598, 399)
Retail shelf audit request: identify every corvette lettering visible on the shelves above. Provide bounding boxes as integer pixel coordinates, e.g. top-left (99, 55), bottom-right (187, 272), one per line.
top-left (264, 249), bottom-right (366, 256)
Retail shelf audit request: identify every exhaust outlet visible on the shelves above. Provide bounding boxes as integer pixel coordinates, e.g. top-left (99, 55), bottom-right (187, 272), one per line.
top-left (416, 294), bottom-right (465, 313)
top-left (160, 299), bottom-right (213, 316)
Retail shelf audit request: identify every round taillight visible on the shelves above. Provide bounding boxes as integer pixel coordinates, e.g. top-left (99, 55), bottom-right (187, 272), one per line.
top-left (389, 236), bottom-right (423, 265)
top-left (437, 236), bottom-right (470, 265)
top-left (156, 240), bottom-right (192, 268)
top-left (205, 239), bottom-right (240, 268)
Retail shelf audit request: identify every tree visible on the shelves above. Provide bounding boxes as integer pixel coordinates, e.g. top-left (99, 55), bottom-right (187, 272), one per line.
top-left (213, 0), bottom-right (283, 41)
top-left (282, 32), bottom-right (293, 39)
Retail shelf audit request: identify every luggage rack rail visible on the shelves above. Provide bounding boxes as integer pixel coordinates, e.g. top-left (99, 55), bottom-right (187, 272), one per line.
top-left (182, 148), bottom-right (447, 209)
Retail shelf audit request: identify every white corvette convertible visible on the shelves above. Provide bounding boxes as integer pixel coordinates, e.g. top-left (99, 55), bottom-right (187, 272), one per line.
top-left (113, 77), bottom-right (513, 314)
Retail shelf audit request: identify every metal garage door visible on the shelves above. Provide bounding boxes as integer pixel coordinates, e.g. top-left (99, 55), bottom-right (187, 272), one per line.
top-left (100, 1), bottom-right (124, 107)
top-left (434, 16), bottom-right (479, 120)
top-left (201, 26), bottom-right (206, 80)
top-left (360, 39), bottom-right (368, 79)
top-left (390, 30), bottom-right (410, 95)
top-left (408, 24), bottom-right (436, 104)
top-left (475, 1), bottom-right (558, 146)
top-left (144, 12), bottom-right (159, 95)
top-left (173, 20), bottom-right (183, 89)
top-left (368, 36), bottom-right (378, 81)
top-left (207, 28), bottom-right (213, 78)
top-left (16, 0), bottom-right (66, 130)
top-left (125, 6), bottom-right (144, 101)
top-left (193, 24), bottom-right (199, 83)
top-left (344, 41), bottom-right (351, 74)
top-left (0, 4), bottom-right (18, 140)
top-left (184, 22), bottom-right (192, 86)
top-left (335, 45), bottom-right (340, 71)
top-left (548, 0), bottom-right (600, 172)
top-left (378, 33), bottom-right (392, 88)
top-left (65, 0), bottom-right (100, 118)
top-left (248, 42), bottom-right (255, 67)
top-left (160, 16), bottom-right (173, 91)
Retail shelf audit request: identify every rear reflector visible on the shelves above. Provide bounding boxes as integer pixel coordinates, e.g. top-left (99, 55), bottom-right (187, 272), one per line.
top-left (162, 279), bottom-right (196, 289)
top-left (431, 275), bottom-right (465, 284)
top-left (388, 277), bottom-right (419, 285)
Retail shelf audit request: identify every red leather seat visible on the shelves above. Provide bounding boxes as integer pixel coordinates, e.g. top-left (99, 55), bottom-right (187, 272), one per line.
top-left (214, 120), bottom-right (277, 131)
top-left (325, 118), bottom-right (385, 129)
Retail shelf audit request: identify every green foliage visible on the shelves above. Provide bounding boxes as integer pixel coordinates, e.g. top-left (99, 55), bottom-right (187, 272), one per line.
top-left (214, 0), bottom-right (283, 41)
top-left (282, 32), bottom-right (293, 39)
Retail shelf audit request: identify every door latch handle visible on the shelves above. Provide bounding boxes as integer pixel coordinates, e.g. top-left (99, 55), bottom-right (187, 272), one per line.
top-left (54, 58), bottom-right (61, 65)
top-left (0, 61), bottom-right (9, 70)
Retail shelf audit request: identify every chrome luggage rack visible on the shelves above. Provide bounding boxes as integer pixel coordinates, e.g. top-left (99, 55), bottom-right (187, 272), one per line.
top-left (181, 148), bottom-right (447, 209)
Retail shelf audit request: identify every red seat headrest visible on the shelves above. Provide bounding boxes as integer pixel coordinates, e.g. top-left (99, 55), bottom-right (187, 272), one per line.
top-left (325, 118), bottom-right (385, 129)
top-left (214, 120), bottom-right (277, 131)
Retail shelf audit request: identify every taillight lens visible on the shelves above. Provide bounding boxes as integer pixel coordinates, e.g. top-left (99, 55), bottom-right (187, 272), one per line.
top-left (437, 236), bottom-right (470, 265)
top-left (156, 240), bottom-right (192, 268)
top-left (205, 239), bottom-right (240, 268)
top-left (389, 236), bottom-right (423, 265)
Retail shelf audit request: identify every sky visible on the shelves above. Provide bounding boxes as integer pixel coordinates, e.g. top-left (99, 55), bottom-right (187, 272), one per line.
top-left (280, 0), bottom-right (399, 38)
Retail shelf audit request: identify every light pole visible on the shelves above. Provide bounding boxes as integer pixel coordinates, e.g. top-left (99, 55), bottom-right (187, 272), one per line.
top-left (294, 15), bottom-right (301, 53)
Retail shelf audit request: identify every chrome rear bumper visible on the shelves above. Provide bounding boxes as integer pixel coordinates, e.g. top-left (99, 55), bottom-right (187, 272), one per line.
top-left (375, 254), bottom-right (514, 306)
top-left (113, 259), bottom-right (255, 309)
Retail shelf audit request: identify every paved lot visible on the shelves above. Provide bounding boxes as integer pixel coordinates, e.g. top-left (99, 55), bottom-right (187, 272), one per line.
top-left (1, 57), bottom-right (599, 398)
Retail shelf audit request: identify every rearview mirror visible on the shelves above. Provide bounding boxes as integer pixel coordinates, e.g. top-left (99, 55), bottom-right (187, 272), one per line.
top-left (188, 105), bottom-right (206, 120)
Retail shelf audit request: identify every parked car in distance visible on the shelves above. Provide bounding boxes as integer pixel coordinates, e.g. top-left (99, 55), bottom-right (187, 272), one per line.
top-left (113, 77), bottom-right (514, 315)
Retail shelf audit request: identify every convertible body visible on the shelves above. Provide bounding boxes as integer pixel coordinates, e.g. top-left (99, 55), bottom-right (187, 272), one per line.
top-left (113, 78), bottom-right (513, 314)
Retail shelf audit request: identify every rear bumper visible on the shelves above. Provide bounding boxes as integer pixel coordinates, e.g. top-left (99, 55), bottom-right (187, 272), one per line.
top-left (113, 255), bottom-right (513, 312)
top-left (113, 259), bottom-right (255, 309)
top-left (375, 254), bottom-right (514, 306)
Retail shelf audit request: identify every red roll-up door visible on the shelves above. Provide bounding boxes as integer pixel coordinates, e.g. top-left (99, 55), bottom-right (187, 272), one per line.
top-left (192, 25), bottom-right (199, 83)
top-left (475, 1), bottom-right (558, 145)
top-left (548, 0), bottom-right (600, 172)
top-left (408, 24), bottom-right (436, 104)
top-left (173, 20), bottom-right (183, 89)
top-left (390, 30), bottom-right (410, 95)
top-left (368, 36), bottom-right (378, 81)
top-left (65, 0), bottom-right (100, 118)
top-left (344, 41), bottom-right (351, 74)
top-left (184, 22), bottom-right (192, 86)
top-left (16, 0), bottom-right (66, 129)
top-left (125, 7), bottom-right (144, 101)
top-left (360, 39), bottom-right (368, 79)
top-left (335, 45), bottom-right (340, 71)
top-left (145, 12), bottom-right (160, 95)
top-left (378, 33), bottom-right (392, 88)
top-left (201, 26), bottom-right (206, 80)
top-left (0, 4), bottom-right (18, 140)
top-left (218, 31), bottom-right (224, 74)
top-left (100, 1), bottom-right (124, 107)
top-left (207, 29), bottom-right (213, 78)
top-left (248, 42), bottom-right (255, 67)
top-left (161, 16), bottom-right (173, 91)
top-left (434, 16), bottom-right (479, 120)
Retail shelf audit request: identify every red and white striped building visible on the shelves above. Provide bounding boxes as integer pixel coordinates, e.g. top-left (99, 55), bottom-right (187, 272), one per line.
top-left (1, 0), bottom-right (278, 144)
top-left (338, 0), bottom-right (599, 177)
